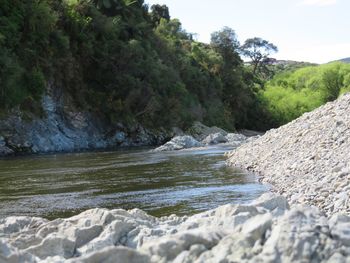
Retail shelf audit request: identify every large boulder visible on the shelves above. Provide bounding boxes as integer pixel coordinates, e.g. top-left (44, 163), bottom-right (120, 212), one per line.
top-left (153, 136), bottom-right (202, 152)
top-left (186, 122), bottom-right (228, 141)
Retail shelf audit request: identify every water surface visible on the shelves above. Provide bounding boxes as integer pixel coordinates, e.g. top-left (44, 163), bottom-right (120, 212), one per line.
top-left (0, 145), bottom-right (267, 219)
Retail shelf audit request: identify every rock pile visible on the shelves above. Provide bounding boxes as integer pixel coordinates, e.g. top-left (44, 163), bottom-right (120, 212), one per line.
top-left (153, 133), bottom-right (249, 152)
top-left (154, 122), bottom-right (251, 152)
top-left (228, 93), bottom-right (350, 216)
top-left (1, 193), bottom-right (350, 263)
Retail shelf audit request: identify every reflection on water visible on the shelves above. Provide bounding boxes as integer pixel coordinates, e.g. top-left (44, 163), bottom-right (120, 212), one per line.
top-left (0, 145), bottom-right (268, 219)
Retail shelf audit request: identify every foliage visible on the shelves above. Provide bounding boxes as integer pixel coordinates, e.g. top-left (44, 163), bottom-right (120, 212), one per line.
top-left (240, 37), bottom-right (278, 77)
top-left (3, 0), bottom-right (341, 132)
top-left (150, 4), bottom-right (170, 26)
top-left (261, 62), bottom-right (350, 125)
top-left (0, 0), bottom-right (263, 130)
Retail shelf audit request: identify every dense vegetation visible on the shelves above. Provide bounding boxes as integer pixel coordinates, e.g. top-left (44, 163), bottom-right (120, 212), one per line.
top-left (261, 62), bottom-right (350, 125)
top-left (0, 0), bottom-right (267, 130)
top-left (0, 0), bottom-right (348, 132)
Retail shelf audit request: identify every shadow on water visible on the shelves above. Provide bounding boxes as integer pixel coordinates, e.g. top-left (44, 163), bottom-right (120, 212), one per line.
top-left (0, 145), bottom-right (268, 219)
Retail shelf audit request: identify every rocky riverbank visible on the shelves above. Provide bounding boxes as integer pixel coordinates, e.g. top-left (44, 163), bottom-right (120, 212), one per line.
top-left (3, 93), bottom-right (350, 262)
top-left (1, 193), bottom-right (350, 263)
top-left (0, 88), bottom-right (248, 157)
top-left (0, 90), bottom-right (170, 157)
top-left (153, 133), bottom-right (249, 152)
top-left (153, 122), bottom-right (252, 152)
top-left (228, 93), bottom-right (350, 216)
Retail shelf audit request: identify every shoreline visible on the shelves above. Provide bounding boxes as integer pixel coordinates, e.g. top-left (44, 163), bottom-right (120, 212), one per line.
top-left (2, 93), bottom-right (350, 261)
top-left (227, 93), bottom-right (350, 216)
top-left (1, 192), bottom-right (349, 262)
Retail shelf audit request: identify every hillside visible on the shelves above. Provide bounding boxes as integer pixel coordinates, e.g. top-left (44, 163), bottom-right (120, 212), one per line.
top-left (0, 0), bottom-right (264, 132)
top-left (1, 0), bottom-right (347, 156)
top-left (338, 57), bottom-right (350, 63)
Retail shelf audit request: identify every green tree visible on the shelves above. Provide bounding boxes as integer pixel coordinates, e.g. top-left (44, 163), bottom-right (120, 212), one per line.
top-left (150, 4), bottom-right (170, 26)
top-left (210, 27), bottom-right (254, 128)
top-left (210, 27), bottom-right (241, 68)
top-left (241, 37), bottom-right (278, 75)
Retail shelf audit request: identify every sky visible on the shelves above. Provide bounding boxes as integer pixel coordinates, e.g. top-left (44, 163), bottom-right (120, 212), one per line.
top-left (145, 0), bottom-right (350, 64)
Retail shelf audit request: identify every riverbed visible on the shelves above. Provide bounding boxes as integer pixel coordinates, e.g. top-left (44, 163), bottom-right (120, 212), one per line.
top-left (0, 145), bottom-right (267, 219)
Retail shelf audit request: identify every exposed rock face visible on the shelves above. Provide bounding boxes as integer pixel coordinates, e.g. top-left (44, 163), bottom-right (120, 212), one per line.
top-left (153, 136), bottom-right (203, 152)
top-left (228, 93), bottom-right (350, 216)
top-left (1, 194), bottom-right (350, 262)
top-left (0, 90), bottom-right (170, 157)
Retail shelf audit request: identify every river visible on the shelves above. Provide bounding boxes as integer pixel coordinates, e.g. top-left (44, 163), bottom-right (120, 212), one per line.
top-left (0, 145), bottom-right (267, 219)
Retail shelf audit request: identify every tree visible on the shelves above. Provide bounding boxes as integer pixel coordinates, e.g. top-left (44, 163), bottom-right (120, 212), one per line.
top-left (90, 0), bottom-right (139, 17)
top-left (241, 37), bottom-right (278, 75)
top-left (150, 4), bottom-right (170, 26)
top-left (210, 27), bottom-right (241, 68)
top-left (210, 27), bottom-right (253, 128)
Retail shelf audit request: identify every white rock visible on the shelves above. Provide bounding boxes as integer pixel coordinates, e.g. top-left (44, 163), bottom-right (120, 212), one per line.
top-left (1, 195), bottom-right (350, 262)
top-left (201, 133), bottom-right (228, 145)
top-left (153, 136), bottom-right (202, 152)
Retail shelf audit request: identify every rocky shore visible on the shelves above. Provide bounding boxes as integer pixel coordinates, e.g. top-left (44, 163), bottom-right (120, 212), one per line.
top-left (153, 121), bottom-right (251, 152)
top-left (0, 86), bottom-right (247, 157)
top-left (2, 94), bottom-right (350, 262)
top-left (227, 93), bottom-right (350, 216)
top-left (2, 193), bottom-right (350, 263)
top-left (0, 93), bottom-right (170, 157)
top-left (0, 92), bottom-right (248, 157)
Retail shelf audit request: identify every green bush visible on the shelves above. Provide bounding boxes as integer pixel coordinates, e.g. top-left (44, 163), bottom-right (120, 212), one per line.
top-left (261, 62), bottom-right (350, 125)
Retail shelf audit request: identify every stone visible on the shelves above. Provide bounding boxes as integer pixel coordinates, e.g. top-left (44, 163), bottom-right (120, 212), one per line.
top-left (201, 133), bottom-right (228, 145)
top-left (113, 132), bottom-right (127, 144)
top-left (225, 133), bottom-right (247, 143)
top-left (154, 131), bottom-right (250, 151)
top-left (68, 246), bottom-right (150, 263)
top-left (0, 240), bottom-right (38, 263)
top-left (153, 136), bottom-right (202, 152)
top-left (186, 121), bottom-right (228, 141)
top-left (1, 195), bottom-right (350, 262)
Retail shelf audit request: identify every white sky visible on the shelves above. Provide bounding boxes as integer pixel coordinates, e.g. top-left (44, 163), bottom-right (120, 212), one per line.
top-left (146, 0), bottom-right (350, 63)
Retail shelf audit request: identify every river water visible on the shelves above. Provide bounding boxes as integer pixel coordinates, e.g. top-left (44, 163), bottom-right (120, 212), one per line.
top-left (0, 145), bottom-right (267, 219)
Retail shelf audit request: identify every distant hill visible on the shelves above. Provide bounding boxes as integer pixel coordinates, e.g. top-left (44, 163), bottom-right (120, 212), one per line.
top-left (266, 59), bottom-right (317, 74)
top-left (331, 57), bottom-right (350, 63)
top-left (338, 57), bottom-right (350, 63)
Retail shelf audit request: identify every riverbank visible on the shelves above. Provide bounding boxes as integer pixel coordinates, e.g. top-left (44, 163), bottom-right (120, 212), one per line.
top-left (0, 92), bottom-right (170, 157)
top-left (0, 88), bottom-right (245, 157)
top-left (2, 94), bottom-right (350, 262)
top-left (227, 93), bottom-right (350, 216)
